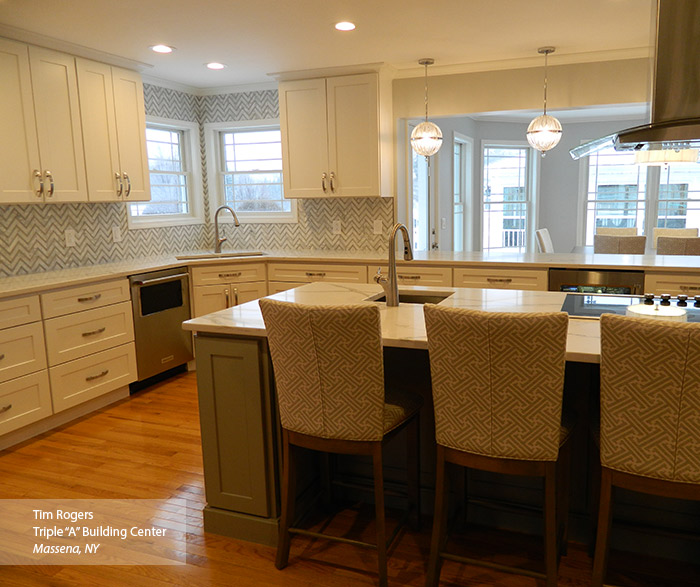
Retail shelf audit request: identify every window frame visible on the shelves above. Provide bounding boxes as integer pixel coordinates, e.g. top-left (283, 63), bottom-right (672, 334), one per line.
top-left (127, 116), bottom-right (204, 230)
top-left (204, 119), bottom-right (297, 224)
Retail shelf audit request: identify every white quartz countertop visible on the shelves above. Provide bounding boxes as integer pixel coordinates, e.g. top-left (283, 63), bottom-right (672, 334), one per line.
top-left (2, 247), bottom-right (700, 300)
top-left (183, 282), bottom-right (601, 363)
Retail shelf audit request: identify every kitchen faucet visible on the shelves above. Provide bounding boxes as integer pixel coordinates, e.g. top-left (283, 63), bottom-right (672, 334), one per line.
top-left (374, 223), bottom-right (413, 306)
top-left (214, 205), bottom-right (240, 253)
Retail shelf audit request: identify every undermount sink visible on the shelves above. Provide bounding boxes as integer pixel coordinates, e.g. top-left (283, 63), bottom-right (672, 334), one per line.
top-left (175, 251), bottom-right (264, 260)
top-left (365, 291), bottom-right (454, 305)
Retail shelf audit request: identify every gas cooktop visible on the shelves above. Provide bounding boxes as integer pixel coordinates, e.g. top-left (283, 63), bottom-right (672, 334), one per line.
top-left (561, 293), bottom-right (700, 323)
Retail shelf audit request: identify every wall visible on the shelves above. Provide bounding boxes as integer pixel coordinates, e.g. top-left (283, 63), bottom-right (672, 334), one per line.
top-left (0, 84), bottom-right (393, 278)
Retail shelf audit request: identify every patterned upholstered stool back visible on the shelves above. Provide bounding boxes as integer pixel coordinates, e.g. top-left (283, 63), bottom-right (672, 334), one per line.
top-left (259, 299), bottom-right (385, 441)
top-left (424, 305), bottom-right (568, 461)
top-left (600, 314), bottom-right (700, 483)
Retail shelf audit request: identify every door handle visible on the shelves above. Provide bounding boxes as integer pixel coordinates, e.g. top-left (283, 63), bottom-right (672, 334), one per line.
top-left (115, 172), bottom-right (124, 197)
top-left (123, 172), bottom-right (132, 197)
top-left (33, 169), bottom-right (44, 198)
top-left (44, 170), bottom-right (55, 197)
top-left (321, 172), bottom-right (328, 193)
top-left (329, 171), bottom-right (336, 193)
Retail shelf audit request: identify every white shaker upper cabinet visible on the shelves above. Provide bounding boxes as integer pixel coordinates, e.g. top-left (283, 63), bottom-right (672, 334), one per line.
top-left (0, 40), bottom-right (87, 203)
top-left (279, 72), bottom-right (391, 198)
top-left (77, 59), bottom-right (150, 202)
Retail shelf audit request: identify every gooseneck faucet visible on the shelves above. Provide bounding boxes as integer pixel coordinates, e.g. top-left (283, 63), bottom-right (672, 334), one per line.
top-left (374, 223), bottom-right (413, 306)
top-left (214, 205), bottom-right (240, 253)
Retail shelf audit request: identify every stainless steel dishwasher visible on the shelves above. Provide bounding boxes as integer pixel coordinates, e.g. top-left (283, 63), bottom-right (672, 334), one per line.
top-left (129, 267), bottom-right (193, 383)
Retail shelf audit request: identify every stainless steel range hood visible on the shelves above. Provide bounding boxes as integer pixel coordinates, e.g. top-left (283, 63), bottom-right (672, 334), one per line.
top-left (571, 0), bottom-right (700, 159)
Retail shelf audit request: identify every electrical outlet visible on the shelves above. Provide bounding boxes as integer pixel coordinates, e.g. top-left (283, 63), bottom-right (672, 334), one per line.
top-left (373, 219), bottom-right (383, 235)
top-left (332, 220), bottom-right (342, 235)
top-left (441, 217), bottom-right (447, 230)
top-left (65, 229), bottom-right (77, 247)
top-left (112, 225), bottom-right (122, 243)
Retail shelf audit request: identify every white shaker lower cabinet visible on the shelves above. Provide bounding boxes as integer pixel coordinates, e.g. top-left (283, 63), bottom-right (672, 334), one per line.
top-left (453, 267), bottom-right (548, 291)
top-left (0, 371), bottom-right (52, 436)
top-left (644, 272), bottom-right (700, 296)
top-left (191, 263), bottom-right (267, 317)
top-left (0, 321), bottom-right (47, 383)
top-left (267, 262), bottom-right (367, 284)
top-left (371, 264), bottom-right (452, 287)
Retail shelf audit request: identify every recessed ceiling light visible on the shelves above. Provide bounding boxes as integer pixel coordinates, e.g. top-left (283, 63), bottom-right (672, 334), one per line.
top-left (150, 44), bottom-right (174, 54)
top-left (206, 62), bottom-right (227, 70)
top-left (335, 21), bottom-right (356, 31)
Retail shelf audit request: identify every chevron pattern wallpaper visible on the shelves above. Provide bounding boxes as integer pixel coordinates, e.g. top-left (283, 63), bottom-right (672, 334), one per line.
top-left (1, 84), bottom-right (393, 278)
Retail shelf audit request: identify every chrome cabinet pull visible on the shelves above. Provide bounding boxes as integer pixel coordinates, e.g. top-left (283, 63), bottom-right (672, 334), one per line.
top-left (305, 272), bottom-right (326, 277)
top-left (218, 272), bottom-right (242, 279)
top-left (224, 288), bottom-right (230, 308)
top-left (321, 172), bottom-right (328, 192)
top-left (0, 404), bottom-right (12, 415)
top-left (329, 171), bottom-right (336, 193)
top-left (679, 285), bottom-right (700, 291)
top-left (123, 172), bottom-right (131, 197)
top-left (82, 327), bottom-right (106, 337)
top-left (234, 287), bottom-right (239, 306)
top-left (115, 172), bottom-right (124, 197)
top-left (77, 293), bottom-right (102, 303)
top-left (85, 369), bottom-right (109, 382)
top-left (398, 274), bottom-right (421, 280)
top-left (486, 277), bottom-right (513, 284)
top-left (44, 170), bottom-right (55, 197)
top-left (33, 169), bottom-right (44, 198)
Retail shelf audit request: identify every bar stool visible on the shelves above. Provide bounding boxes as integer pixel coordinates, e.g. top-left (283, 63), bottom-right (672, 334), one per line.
top-left (423, 305), bottom-right (572, 587)
top-left (593, 314), bottom-right (700, 586)
top-left (259, 298), bottom-right (422, 587)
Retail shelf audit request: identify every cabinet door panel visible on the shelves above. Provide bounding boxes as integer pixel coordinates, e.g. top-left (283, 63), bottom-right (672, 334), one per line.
top-left (112, 67), bottom-right (150, 201)
top-left (0, 39), bottom-right (41, 203)
top-left (28, 46), bottom-right (87, 202)
top-left (279, 78), bottom-right (329, 198)
top-left (192, 285), bottom-right (228, 318)
top-left (77, 59), bottom-right (121, 201)
top-left (327, 74), bottom-right (379, 196)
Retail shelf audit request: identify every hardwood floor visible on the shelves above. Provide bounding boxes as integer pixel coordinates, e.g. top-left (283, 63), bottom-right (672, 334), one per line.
top-left (1, 371), bottom-right (698, 586)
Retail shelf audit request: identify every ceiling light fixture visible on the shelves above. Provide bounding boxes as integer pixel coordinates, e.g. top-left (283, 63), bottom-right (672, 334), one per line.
top-left (410, 58), bottom-right (443, 158)
top-left (526, 47), bottom-right (562, 156)
top-left (150, 44), bottom-right (174, 54)
top-left (206, 62), bottom-right (226, 70)
top-left (335, 21), bottom-right (356, 31)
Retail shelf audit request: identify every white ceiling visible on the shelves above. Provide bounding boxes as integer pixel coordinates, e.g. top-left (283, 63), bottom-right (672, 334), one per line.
top-left (0, 0), bottom-right (655, 91)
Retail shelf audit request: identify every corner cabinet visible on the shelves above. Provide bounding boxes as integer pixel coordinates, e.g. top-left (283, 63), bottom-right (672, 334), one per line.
top-left (76, 59), bottom-right (150, 202)
top-left (0, 39), bottom-right (87, 203)
top-left (278, 72), bottom-right (393, 198)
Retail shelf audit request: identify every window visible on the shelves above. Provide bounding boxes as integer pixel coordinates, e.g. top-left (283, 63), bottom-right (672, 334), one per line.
top-left (580, 146), bottom-right (700, 244)
top-left (452, 134), bottom-right (473, 252)
top-left (128, 118), bottom-right (203, 228)
top-left (205, 120), bottom-right (296, 223)
top-left (481, 143), bottom-right (535, 252)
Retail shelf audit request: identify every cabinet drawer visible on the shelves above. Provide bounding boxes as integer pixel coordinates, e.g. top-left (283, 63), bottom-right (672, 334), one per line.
top-left (453, 268), bottom-right (548, 291)
top-left (42, 278), bottom-right (130, 318)
top-left (267, 263), bottom-right (367, 283)
top-left (49, 342), bottom-right (137, 412)
top-left (372, 265), bottom-right (452, 287)
top-left (0, 322), bottom-right (47, 383)
top-left (191, 263), bottom-right (266, 286)
top-left (0, 295), bottom-right (41, 330)
top-left (644, 273), bottom-right (700, 296)
top-left (44, 301), bottom-right (134, 366)
top-left (0, 370), bottom-right (52, 436)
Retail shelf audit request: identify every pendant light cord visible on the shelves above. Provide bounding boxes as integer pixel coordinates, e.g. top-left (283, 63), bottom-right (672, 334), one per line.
top-left (424, 62), bottom-right (429, 121)
top-left (543, 50), bottom-right (549, 116)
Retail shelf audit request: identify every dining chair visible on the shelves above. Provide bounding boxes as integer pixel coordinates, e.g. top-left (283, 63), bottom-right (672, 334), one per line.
top-left (593, 234), bottom-right (646, 254)
top-left (652, 227), bottom-right (699, 248)
top-left (535, 228), bottom-right (554, 253)
top-left (595, 227), bottom-right (637, 236)
top-left (656, 236), bottom-right (700, 255)
top-left (423, 305), bottom-right (572, 587)
top-left (593, 314), bottom-right (700, 586)
top-left (258, 298), bottom-right (422, 587)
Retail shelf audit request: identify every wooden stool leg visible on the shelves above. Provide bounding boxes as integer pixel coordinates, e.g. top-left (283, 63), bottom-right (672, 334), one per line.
top-left (544, 462), bottom-right (558, 587)
top-left (373, 443), bottom-right (388, 587)
top-left (426, 445), bottom-right (448, 587)
top-left (407, 416), bottom-right (421, 530)
top-left (276, 429), bottom-right (295, 570)
top-left (592, 468), bottom-right (614, 587)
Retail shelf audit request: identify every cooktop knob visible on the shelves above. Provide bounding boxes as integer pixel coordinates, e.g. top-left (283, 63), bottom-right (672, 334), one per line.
top-left (660, 294), bottom-right (672, 306)
top-left (643, 293), bottom-right (655, 305)
top-left (677, 294), bottom-right (688, 307)
top-left (695, 295), bottom-right (700, 308)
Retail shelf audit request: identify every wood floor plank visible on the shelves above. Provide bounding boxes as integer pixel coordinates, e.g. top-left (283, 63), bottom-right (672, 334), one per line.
top-left (1, 371), bottom-right (697, 586)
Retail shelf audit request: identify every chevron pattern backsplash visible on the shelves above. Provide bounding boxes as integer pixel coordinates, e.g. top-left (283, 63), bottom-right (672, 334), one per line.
top-left (0, 84), bottom-right (393, 278)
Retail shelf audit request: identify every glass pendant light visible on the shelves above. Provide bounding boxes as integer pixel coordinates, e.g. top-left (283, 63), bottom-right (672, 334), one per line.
top-left (527, 47), bottom-right (562, 156)
top-left (411, 59), bottom-right (443, 157)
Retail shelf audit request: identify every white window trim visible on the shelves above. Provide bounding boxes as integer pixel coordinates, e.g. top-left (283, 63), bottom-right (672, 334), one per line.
top-left (127, 116), bottom-right (204, 230)
top-left (204, 119), bottom-right (297, 224)
top-left (453, 131), bottom-right (474, 251)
